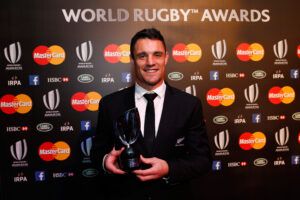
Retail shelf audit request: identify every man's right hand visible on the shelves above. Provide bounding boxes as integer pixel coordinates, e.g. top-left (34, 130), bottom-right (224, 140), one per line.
top-left (104, 147), bottom-right (126, 174)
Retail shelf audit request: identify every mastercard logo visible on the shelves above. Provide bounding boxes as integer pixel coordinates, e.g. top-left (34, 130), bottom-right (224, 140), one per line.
top-left (38, 141), bottom-right (70, 161)
top-left (33, 45), bottom-right (65, 65)
top-left (172, 43), bottom-right (202, 63)
top-left (268, 86), bottom-right (295, 104)
top-left (0, 94), bottom-right (32, 114)
top-left (103, 44), bottom-right (130, 63)
top-left (206, 88), bottom-right (235, 107)
top-left (236, 43), bottom-right (264, 61)
top-left (239, 132), bottom-right (266, 150)
top-left (297, 45), bottom-right (300, 58)
top-left (71, 91), bottom-right (101, 112)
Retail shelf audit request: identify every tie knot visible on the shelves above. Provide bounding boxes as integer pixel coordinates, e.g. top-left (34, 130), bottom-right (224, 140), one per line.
top-left (144, 93), bottom-right (157, 102)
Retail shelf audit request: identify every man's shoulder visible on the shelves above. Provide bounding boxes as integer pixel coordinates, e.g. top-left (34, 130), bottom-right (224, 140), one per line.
top-left (168, 84), bottom-right (199, 102)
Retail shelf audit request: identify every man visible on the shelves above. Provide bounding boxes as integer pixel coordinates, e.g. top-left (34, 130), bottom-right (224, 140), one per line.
top-left (91, 28), bottom-right (211, 200)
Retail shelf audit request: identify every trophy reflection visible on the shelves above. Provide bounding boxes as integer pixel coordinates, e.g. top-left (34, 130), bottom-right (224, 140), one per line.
top-left (114, 108), bottom-right (141, 171)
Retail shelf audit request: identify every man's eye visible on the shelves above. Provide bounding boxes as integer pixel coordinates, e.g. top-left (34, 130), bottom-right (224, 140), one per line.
top-left (137, 54), bottom-right (147, 59)
top-left (154, 52), bottom-right (163, 57)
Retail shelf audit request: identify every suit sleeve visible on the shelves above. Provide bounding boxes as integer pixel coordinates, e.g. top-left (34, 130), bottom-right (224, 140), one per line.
top-left (166, 98), bottom-right (212, 183)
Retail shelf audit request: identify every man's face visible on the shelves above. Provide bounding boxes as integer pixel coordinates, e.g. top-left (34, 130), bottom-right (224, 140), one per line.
top-left (133, 38), bottom-right (169, 90)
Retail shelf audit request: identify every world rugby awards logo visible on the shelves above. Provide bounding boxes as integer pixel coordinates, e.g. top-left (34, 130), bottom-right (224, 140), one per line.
top-left (76, 41), bottom-right (93, 68)
top-left (4, 42), bottom-right (22, 70)
top-left (81, 137), bottom-right (92, 163)
top-left (273, 39), bottom-right (288, 65)
top-left (10, 139), bottom-right (28, 167)
top-left (214, 130), bottom-right (229, 156)
top-left (212, 39), bottom-right (227, 66)
top-left (275, 126), bottom-right (289, 152)
top-left (43, 89), bottom-right (61, 117)
top-left (244, 83), bottom-right (259, 109)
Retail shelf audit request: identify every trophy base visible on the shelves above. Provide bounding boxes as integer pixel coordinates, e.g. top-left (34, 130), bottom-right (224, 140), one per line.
top-left (119, 147), bottom-right (141, 172)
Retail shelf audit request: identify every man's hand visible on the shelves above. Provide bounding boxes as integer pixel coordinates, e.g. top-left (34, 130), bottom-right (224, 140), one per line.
top-left (133, 155), bottom-right (169, 181)
top-left (104, 147), bottom-right (126, 175)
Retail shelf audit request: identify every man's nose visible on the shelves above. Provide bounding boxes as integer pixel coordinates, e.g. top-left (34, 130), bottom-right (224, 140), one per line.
top-left (146, 55), bottom-right (155, 65)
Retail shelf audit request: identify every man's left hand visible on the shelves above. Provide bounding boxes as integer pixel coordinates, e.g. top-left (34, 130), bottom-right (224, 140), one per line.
top-left (133, 155), bottom-right (169, 181)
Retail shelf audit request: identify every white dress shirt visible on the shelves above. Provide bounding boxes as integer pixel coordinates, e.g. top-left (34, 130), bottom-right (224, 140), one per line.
top-left (135, 82), bottom-right (166, 137)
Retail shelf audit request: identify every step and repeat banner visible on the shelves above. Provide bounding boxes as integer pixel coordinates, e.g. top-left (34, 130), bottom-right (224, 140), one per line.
top-left (1, 0), bottom-right (299, 199)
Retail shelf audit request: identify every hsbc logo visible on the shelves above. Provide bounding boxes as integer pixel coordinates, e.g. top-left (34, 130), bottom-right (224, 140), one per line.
top-left (10, 139), bottom-right (28, 167)
top-left (212, 39), bottom-right (227, 66)
top-left (76, 41), bottom-right (94, 69)
top-left (275, 127), bottom-right (289, 152)
top-left (4, 42), bottom-right (22, 70)
top-left (244, 83), bottom-right (259, 109)
top-left (273, 39), bottom-right (288, 65)
top-left (214, 130), bottom-right (229, 156)
top-left (43, 89), bottom-right (61, 117)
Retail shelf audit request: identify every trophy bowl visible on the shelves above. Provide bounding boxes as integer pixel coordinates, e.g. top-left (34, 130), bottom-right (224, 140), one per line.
top-left (114, 108), bottom-right (141, 171)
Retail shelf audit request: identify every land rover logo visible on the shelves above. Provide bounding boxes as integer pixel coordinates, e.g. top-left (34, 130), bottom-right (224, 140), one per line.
top-left (252, 70), bottom-right (266, 79)
top-left (77, 74), bottom-right (94, 83)
top-left (82, 168), bottom-right (99, 178)
top-left (36, 123), bottom-right (53, 132)
top-left (292, 112), bottom-right (300, 121)
top-left (168, 72), bottom-right (183, 81)
top-left (213, 115), bottom-right (228, 124)
top-left (254, 158), bottom-right (268, 166)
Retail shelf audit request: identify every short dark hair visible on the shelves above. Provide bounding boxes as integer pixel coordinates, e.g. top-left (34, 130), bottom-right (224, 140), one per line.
top-left (130, 28), bottom-right (166, 59)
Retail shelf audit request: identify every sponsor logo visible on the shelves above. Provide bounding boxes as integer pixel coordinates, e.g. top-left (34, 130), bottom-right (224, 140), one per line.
top-left (234, 114), bottom-right (246, 124)
top-left (272, 70), bottom-right (285, 79)
top-left (47, 77), bottom-right (69, 83)
top-left (266, 115), bottom-right (285, 121)
top-left (38, 141), bottom-right (71, 161)
top-left (81, 121), bottom-right (91, 131)
top-left (236, 42), bottom-right (264, 61)
top-left (71, 91), bottom-right (101, 112)
top-left (209, 71), bottom-right (219, 80)
top-left (214, 130), bottom-right (229, 156)
top-left (274, 157), bottom-right (285, 166)
top-left (77, 74), bottom-right (94, 83)
top-left (101, 73), bottom-right (115, 83)
top-left (29, 75), bottom-right (40, 86)
top-left (52, 172), bottom-right (74, 179)
top-left (60, 122), bottom-right (74, 132)
top-left (212, 161), bottom-right (221, 171)
top-left (43, 89), bottom-right (61, 117)
top-left (190, 72), bottom-right (203, 81)
top-left (0, 94), bottom-right (32, 114)
top-left (13, 172), bottom-right (28, 183)
top-left (268, 86), bottom-right (295, 104)
top-left (33, 45), bottom-right (65, 65)
top-left (292, 112), bottom-right (300, 121)
top-left (185, 85), bottom-right (197, 96)
top-left (291, 155), bottom-right (300, 165)
top-left (81, 137), bottom-right (92, 163)
top-left (82, 168), bottom-right (99, 178)
top-left (10, 139), bottom-right (28, 167)
top-left (104, 44), bottom-right (130, 63)
top-left (244, 83), bottom-right (259, 109)
top-left (168, 72), bottom-right (184, 81)
top-left (225, 72), bottom-right (245, 79)
top-left (252, 70), bottom-right (266, 79)
top-left (212, 39), bottom-right (227, 66)
top-left (6, 126), bottom-right (29, 132)
top-left (227, 161), bottom-right (247, 168)
top-left (206, 88), bottom-right (235, 107)
top-left (239, 132), bottom-right (266, 150)
top-left (172, 43), bottom-right (202, 63)
top-left (252, 113), bottom-right (261, 123)
top-left (253, 158), bottom-right (268, 167)
top-left (290, 69), bottom-right (299, 79)
top-left (275, 127), bottom-right (289, 152)
top-left (121, 72), bottom-right (132, 83)
top-left (213, 115), bottom-right (228, 125)
top-left (35, 171), bottom-right (46, 182)
top-left (36, 123), bottom-right (53, 132)
top-left (273, 39), bottom-right (288, 65)
top-left (76, 41), bottom-right (93, 68)
top-left (7, 76), bottom-right (22, 86)
top-left (4, 42), bottom-right (22, 70)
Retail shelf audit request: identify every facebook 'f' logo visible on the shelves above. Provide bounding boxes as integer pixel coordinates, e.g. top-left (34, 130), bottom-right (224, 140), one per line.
top-left (290, 69), bottom-right (299, 79)
top-left (210, 71), bottom-right (219, 80)
top-left (292, 155), bottom-right (300, 165)
top-left (35, 171), bottom-right (46, 181)
top-left (252, 113), bottom-right (261, 123)
top-left (121, 72), bottom-right (132, 83)
top-left (29, 75), bottom-right (39, 86)
top-left (212, 161), bottom-right (221, 171)
top-left (81, 121), bottom-right (91, 131)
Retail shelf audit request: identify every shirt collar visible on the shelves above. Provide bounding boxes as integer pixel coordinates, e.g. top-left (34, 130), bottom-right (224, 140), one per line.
top-left (135, 81), bottom-right (166, 100)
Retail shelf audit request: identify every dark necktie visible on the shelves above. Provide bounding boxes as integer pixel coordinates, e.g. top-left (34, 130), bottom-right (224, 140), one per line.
top-left (143, 93), bottom-right (158, 152)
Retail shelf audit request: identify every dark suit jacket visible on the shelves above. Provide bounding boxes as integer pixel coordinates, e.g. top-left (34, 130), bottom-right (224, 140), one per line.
top-left (91, 84), bottom-right (212, 200)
